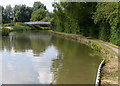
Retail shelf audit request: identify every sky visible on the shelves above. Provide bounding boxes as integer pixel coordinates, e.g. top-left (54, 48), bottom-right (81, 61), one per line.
top-left (1, 0), bottom-right (117, 12)
top-left (0, 0), bottom-right (55, 12)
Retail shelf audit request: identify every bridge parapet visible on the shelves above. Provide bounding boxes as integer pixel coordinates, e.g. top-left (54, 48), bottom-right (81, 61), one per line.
top-left (24, 22), bottom-right (51, 25)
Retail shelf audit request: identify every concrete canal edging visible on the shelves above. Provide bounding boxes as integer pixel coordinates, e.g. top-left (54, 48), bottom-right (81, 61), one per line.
top-left (95, 59), bottom-right (105, 86)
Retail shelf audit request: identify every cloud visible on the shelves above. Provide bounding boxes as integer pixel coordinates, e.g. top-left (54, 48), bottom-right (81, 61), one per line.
top-left (0, 0), bottom-right (54, 12)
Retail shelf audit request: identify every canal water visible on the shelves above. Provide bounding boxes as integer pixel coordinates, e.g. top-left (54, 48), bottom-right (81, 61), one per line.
top-left (1, 31), bottom-right (102, 84)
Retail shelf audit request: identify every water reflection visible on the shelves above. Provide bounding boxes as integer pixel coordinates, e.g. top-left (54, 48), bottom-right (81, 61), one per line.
top-left (51, 36), bottom-right (101, 84)
top-left (2, 31), bottom-right (51, 56)
top-left (0, 37), bottom-right (2, 85)
top-left (2, 45), bottom-right (58, 84)
top-left (1, 31), bottom-right (102, 84)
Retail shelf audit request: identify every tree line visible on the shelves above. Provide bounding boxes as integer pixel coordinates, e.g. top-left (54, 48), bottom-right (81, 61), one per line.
top-left (1, 1), bottom-right (53, 24)
top-left (1, 2), bottom-right (119, 46)
top-left (52, 2), bottom-right (119, 46)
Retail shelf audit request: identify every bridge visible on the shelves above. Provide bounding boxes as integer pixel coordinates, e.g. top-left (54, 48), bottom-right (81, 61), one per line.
top-left (24, 22), bottom-right (51, 25)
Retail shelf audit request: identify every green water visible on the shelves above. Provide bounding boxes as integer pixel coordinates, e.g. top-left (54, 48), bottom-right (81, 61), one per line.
top-left (1, 31), bottom-right (102, 84)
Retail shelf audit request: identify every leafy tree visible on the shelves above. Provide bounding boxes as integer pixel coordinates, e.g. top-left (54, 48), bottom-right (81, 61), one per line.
top-left (0, 6), bottom-right (5, 23)
top-left (33, 1), bottom-right (47, 11)
top-left (1, 1), bottom-right (51, 23)
top-left (52, 2), bottom-right (119, 45)
top-left (1, 5), bottom-right (13, 23)
top-left (0, 6), bottom-right (2, 24)
top-left (5, 5), bottom-right (13, 23)
top-left (14, 5), bottom-right (33, 22)
top-left (52, 2), bottom-right (97, 35)
top-left (93, 2), bottom-right (119, 45)
top-left (30, 9), bottom-right (48, 21)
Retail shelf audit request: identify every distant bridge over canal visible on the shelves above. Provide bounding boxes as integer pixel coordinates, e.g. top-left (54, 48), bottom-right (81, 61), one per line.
top-left (24, 22), bottom-right (51, 25)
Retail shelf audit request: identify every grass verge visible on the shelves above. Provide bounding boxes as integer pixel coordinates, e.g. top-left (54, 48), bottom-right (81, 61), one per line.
top-left (2, 22), bottom-right (51, 36)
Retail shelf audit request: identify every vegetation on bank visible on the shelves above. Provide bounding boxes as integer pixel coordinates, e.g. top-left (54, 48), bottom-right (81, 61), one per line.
top-left (50, 31), bottom-right (118, 58)
top-left (0, 1), bottom-right (53, 36)
top-left (52, 2), bottom-right (119, 46)
top-left (1, 1), bottom-right (119, 46)
top-left (2, 22), bottom-right (51, 36)
top-left (2, 27), bottom-right (11, 36)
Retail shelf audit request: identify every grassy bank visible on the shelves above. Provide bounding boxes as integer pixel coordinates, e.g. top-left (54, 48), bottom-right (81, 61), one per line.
top-left (2, 22), bottom-right (51, 36)
top-left (49, 30), bottom-right (118, 85)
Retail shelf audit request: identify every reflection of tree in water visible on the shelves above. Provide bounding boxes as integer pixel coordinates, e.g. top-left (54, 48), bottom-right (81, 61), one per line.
top-left (2, 37), bottom-right (13, 52)
top-left (2, 31), bottom-right (51, 56)
top-left (51, 53), bottom-right (63, 84)
top-left (50, 36), bottom-right (101, 84)
top-left (0, 38), bottom-right (2, 51)
top-left (14, 36), bottom-right (31, 52)
top-left (30, 38), bottom-right (50, 56)
top-left (2, 31), bottom-right (102, 84)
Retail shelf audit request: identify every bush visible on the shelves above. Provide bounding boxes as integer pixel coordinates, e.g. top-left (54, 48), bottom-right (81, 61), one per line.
top-left (15, 22), bottom-right (28, 26)
top-left (109, 26), bottom-right (118, 45)
top-left (3, 23), bottom-right (15, 27)
top-left (90, 42), bottom-right (102, 52)
top-left (2, 28), bottom-right (10, 36)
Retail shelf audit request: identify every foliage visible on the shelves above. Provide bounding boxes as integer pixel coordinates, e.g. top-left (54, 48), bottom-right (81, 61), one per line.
top-left (52, 2), bottom-right (119, 46)
top-left (3, 23), bottom-right (15, 26)
top-left (2, 22), bottom-right (51, 34)
top-left (52, 2), bottom-right (97, 34)
top-left (1, 5), bottom-right (13, 23)
top-left (40, 12), bottom-right (54, 22)
top-left (33, 1), bottom-right (47, 11)
top-left (2, 27), bottom-right (10, 36)
top-left (93, 2), bottom-right (119, 45)
top-left (2, 1), bottom-right (52, 23)
top-left (13, 5), bottom-right (33, 22)
top-left (30, 1), bottom-right (52, 22)
top-left (30, 9), bottom-right (48, 21)
top-left (89, 41), bottom-right (102, 52)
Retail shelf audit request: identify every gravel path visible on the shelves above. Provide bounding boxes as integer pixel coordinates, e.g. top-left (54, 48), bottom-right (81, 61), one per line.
top-left (92, 39), bottom-right (119, 55)
top-left (102, 43), bottom-right (118, 53)
top-left (102, 43), bottom-right (119, 55)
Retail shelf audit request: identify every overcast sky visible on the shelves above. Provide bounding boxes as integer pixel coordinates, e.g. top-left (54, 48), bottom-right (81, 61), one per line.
top-left (0, 0), bottom-right (55, 12)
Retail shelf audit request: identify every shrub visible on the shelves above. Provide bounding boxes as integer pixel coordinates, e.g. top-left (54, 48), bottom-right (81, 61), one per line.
top-left (2, 28), bottom-right (10, 36)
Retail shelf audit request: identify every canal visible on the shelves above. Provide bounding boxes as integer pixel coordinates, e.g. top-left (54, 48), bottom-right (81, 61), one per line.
top-left (1, 31), bottom-right (102, 84)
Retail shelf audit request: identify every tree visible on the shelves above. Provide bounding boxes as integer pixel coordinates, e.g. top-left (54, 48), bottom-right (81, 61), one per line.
top-left (30, 9), bottom-right (48, 21)
top-left (1, 5), bottom-right (13, 23)
top-left (52, 2), bottom-right (97, 35)
top-left (14, 5), bottom-right (33, 22)
top-left (0, 6), bottom-right (2, 25)
top-left (52, 2), bottom-right (119, 45)
top-left (40, 12), bottom-right (54, 22)
top-left (33, 1), bottom-right (47, 11)
top-left (93, 2), bottom-right (119, 45)
top-left (1, 6), bottom-right (6, 24)
top-left (6, 5), bottom-right (13, 23)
